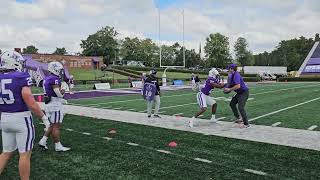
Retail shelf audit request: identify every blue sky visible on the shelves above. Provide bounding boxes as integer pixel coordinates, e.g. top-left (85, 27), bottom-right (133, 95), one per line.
top-left (1, 0), bottom-right (319, 55)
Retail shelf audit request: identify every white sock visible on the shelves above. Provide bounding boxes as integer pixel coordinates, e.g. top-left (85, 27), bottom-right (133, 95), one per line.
top-left (211, 114), bottom-right (216, 120)
top-left (40, 136), bottom-right (48, 143)
top-left (55, 142), bottom-right (62, 147)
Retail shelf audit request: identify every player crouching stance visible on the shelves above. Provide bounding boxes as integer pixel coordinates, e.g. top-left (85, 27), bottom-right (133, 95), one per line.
top-left (38, 62), bottom-right (70, 152)
top-left (189, 68), bottom-right (224, 128)
top-left (0, 51), bottom-right (50, 180)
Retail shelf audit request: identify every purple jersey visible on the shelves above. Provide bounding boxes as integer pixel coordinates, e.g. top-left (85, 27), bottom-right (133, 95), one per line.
top-left (201, 77), bottom-right (219, 95)
top-left (0, 71), bottom-right (32, 113)
top-left (228, 72), bottom-right (248, 93)
top-left (43, 75), bottom-right (61, 97)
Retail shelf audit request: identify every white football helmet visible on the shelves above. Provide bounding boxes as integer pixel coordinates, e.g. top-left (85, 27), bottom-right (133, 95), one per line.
top-left (0, 51), bottom-right (25, 71)
top-left (208, 68), bottom-right (219, 78)
top-left (48, 61), bottom-right (64, 77)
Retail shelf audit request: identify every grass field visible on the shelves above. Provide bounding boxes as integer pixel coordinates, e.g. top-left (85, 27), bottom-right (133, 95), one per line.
top-left (69, 68), bottom-right (129, 80)
top-left (1, 115), bottom-right (320, 179)
top-left (69, 82), bottom-right (320, 131)
top-left (2, 82), bottom-right (320, 179)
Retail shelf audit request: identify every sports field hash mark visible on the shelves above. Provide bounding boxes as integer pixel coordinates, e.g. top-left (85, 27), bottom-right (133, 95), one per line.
top-left (271, 122), bottom-right (282, 127)
top-left (157, 150), bottom-right (172, 154)
top-left (308, 125), bottom-right (318, 131)
top-left (194, 158), bottom-right (212, 163)
top-left (244, 169), bottom-right (267, 176)
top-left (127, 142), bottom-right (139, 146)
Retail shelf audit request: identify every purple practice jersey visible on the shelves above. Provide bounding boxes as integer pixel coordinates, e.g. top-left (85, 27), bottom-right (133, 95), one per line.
top-left (43, 75), bottom-right (61, 97)
top-left (228, 72), bottom-right (248, 94)
top-left (201, 77), bottom-right (219, 95)
top-left (0, 71), bottom-right (32, 113)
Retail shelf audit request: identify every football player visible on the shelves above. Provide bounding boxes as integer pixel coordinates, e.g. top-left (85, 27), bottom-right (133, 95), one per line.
top-left (38, 62), bottom-right (70, 152)
top-left (0, 51), bottom-right (50, 180)
top-left (189, 68), bottom-right (224, 128)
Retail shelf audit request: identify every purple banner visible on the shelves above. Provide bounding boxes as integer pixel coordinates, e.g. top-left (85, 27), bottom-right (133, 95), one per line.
top-left (142, 83), bottom-right (156, 101)
top-left (306, 58), bottom-right (320, 65)
top-left (303, 65), bottom-right (320, 73)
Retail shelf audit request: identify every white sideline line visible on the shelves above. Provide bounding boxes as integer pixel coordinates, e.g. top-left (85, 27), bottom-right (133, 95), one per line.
top-left (127, 142), bottom-right (139, 146)
top-left (66, 128), bottom-right (74, 131)
top-left (158, 111), bottom-right (166, 114)
top-left (113, 107), bottom-right (122, 110)
top-left (194, 158), bottom-right (212, 163)
top-left (244, 169), bottom-right (267, 176)
top-left (139, 110), bottom-right (147, 113)
top-left (249, 97), bottom-right (320, 122)
top-left (82, 132), bottom-right (91, 135)
top-left (251, 84), bottom-right (320, 96)
top-left (198, 115), bottom-right (204, 117)
top-left (308, 125), bottom-right (318, 131)
top-left (157, 150), bottom-right (171, 154)
top-left (102, 137), bottom-right (112, 140)
top-left (271, 122), bottom-right (281, 127)
top-left (174, 113), bottom-right (184, 116)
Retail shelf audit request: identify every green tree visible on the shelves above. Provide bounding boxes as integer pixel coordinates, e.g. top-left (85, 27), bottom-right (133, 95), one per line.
top-left (53, 47), bottom-right (67, 55)
top-left (234, 37), bottom-right (253, 66)
top-left (80, 26), bottom-right (119, 64)
top-left (23, 45), bottom-right (38, 54)
top-left (204, 33), bottom-right (231, 68)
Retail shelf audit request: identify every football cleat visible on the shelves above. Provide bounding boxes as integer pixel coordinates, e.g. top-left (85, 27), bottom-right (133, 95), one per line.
top-left (55, 146), bottom-right (71, 152)
top-left (153, 114), bottom-right (161, 118)
top-left (38, 141), bottom-right (48, 150)
top-left (188, 118), bottom-right (194, 128)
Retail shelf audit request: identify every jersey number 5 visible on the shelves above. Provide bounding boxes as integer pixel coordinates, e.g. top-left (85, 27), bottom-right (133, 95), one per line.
top-left (0, 79), bottom-right (15, 104)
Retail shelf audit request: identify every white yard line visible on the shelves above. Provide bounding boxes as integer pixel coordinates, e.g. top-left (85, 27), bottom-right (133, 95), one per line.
top-left (75, 93), bottom-right (194, 106)
top-left (194, 158), bottom-right (212, 163)
top-left (244, 169), bottom-right (267, 176)
top-left (249, 97), bottom-right (320, 122)
top-left (271, 122), bottom-right (282, 127)
top-left (251, 84), bottom-right (320, 96)
top-left (157, 150), bottom-right (171, 154)
top-left (308, 125), bottom-right (318, 131)
top-left (82, 132), bottom-right (91, 135)
top-left (216, 117), bottom-right (226, 120)
top-left (127, 142), bottom-right (139, 146)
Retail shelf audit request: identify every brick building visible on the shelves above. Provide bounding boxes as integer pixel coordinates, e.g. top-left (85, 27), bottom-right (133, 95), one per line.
top-left (25, 54), bottom-right (103, 70)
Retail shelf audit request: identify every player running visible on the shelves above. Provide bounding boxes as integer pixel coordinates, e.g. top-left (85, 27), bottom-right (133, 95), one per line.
top-left (38, 62), bottom-right (71, 152)
top-left (0, 51), bottom-right (50, 180)
top-left (189, 68), bottom-right (224, 128)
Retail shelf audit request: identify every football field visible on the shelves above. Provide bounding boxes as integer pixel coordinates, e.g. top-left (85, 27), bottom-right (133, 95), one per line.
top-left (1, 82), bottom-right (320, 179)
top-left (69, 82), bottom-right (320, 131)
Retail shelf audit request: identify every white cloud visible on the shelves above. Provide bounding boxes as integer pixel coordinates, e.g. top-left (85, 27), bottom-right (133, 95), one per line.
top-left (0, 0), bottom-right (319, 56)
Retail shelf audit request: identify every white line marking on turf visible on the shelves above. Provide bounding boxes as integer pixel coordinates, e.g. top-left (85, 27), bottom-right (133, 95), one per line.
top-left (157, 150), bottom-right (171, 154)
top-left (127, 142), bottom-right (139, 146)
top-left (199, 115), bottom-right (204, 117)
top-left (308, 125), bottom-right (318, 131)
top-left (174, 113), bottom-right (184, 116)
top-left (82, 132), bottom-right (91, 135)
top-left (113, 107), bottom-right (122, 110)
top-left (81, 93), bottom-right (194, 106)
top-left (158, 111), bottom-right (166, 114)
top-left (194, 158), bottom-right (212, 163)
top-left (249, 97), bottom-right (320, 122)
top-left (102, 137), bottom-right (112, 140)
top-left (271, 122), bottom-right (281, 127)
top-left (139, 110), bottom-right (147, 113)
top-left (251, 84), bottom-right (320, 96)
top-left (244, 169), bottom-right (267, 176)
top-left (66, 128), bottom-right (74, 131)
top-left (216, 117), bottom-right (226, 120)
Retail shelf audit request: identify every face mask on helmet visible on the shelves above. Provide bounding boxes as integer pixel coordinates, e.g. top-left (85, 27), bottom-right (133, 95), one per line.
top-left (48, 62), bottom-right (64, 78)
top-left (0, 51), bottom-right (25, 72)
